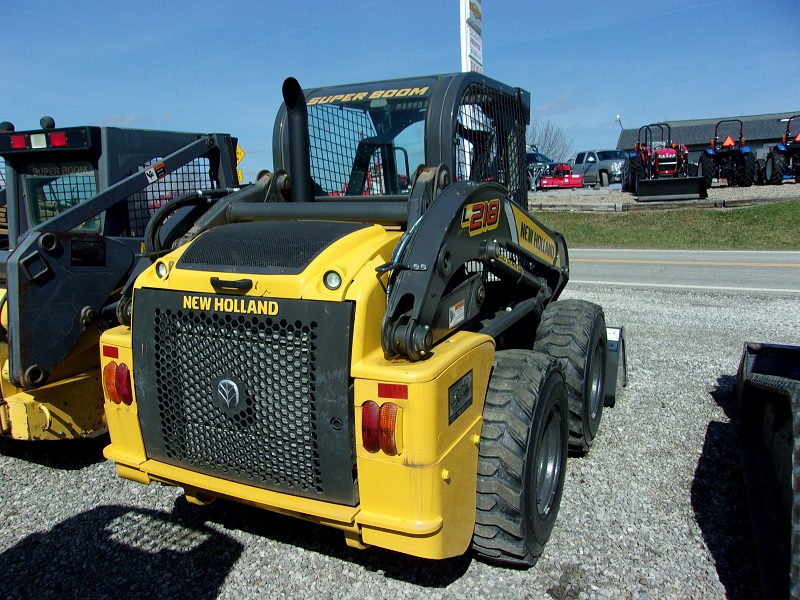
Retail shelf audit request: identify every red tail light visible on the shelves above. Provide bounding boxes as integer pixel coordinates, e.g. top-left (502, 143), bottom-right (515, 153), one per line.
top-left (116, 363), bottom-right (133, 405)
top-left (362, 401), bottom-right (380, 452)
top-left (49, 131), bottom-right (67, 147)
top-left (103, 360), bottom-right (133, 405)
top-left (362, 401), bottom-right (402, 455)
top-left (10, 134), bottom-right (26, 149)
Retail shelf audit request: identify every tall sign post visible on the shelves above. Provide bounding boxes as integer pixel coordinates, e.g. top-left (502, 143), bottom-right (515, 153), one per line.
top-left (460, 0), bottom-right (483, 73)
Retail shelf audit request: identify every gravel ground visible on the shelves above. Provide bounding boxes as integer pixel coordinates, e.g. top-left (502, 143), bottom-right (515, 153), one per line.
top-left (2, 285), bottom-right (798, 599)
top-left (528, 179), bottom-right (800, 209)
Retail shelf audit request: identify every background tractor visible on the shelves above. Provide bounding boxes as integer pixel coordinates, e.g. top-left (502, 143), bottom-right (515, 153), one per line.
top-left (99, 73), bottom-right (622, 567)
top-left (622, 123), bottom-right (705, 201)
top-left (764, 114), bottom-right (800, 185)
top-left (698, 119), bottom-right (756, 189)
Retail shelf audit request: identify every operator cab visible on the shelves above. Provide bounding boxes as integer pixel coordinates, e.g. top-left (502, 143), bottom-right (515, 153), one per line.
top-left (273, 74), bottom-right (530, 207)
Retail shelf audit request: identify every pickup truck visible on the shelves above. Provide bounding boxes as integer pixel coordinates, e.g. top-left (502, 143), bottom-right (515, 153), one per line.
top-left (570, 149), bottom-right (628, 187)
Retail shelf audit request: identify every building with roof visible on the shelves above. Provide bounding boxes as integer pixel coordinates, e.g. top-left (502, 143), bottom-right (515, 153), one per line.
top-left (615, 112), bottom-right (799, 163)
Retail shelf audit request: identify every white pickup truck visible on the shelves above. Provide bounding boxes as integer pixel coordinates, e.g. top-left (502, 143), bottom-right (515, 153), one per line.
top-left (570, 149), bottom-right (628, 187)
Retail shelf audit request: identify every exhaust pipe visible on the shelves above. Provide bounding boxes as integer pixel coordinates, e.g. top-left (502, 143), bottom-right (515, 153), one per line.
top-left (282, 77), bottom-right (313, 202)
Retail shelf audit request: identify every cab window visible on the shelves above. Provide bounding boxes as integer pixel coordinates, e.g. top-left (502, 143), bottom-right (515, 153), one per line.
top-left (23, 162), bottom-right (100, 230)
top-left (307, 95), bottom-right (428, 196)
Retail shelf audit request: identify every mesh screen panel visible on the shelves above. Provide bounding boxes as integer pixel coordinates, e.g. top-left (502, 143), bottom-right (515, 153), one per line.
top-left (455, 83), bottom-right (528, 206)
top-left (127, 157), bottom-right (212, 237)
top-left (23, 163), bottom-right (99, 228)
top-left (308, 104), bottom-right (380, 195)
top-left (134, 289), bottom-right (358, 504)
top-left (152, 308), bottom-right (323, 491)
top-left (0, 157), bottom-right (5, 187)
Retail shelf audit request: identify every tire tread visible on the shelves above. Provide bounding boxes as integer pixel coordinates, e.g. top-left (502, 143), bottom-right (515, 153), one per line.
top-left (472, 350), bottom-right (565, 567)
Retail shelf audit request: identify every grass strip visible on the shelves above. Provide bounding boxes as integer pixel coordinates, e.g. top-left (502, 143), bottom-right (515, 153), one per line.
top-left (535, 200), bottom-right (800, 250)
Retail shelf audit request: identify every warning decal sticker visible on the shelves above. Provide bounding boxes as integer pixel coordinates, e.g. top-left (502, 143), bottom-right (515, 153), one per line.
top-left (144, 161), bottom-right (168, 184)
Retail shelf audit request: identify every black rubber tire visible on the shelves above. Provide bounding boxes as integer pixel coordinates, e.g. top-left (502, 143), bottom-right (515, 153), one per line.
top-left (629, 154), bottom-right (645, 194)
top-left (737, 373), bottom-right (800, 599)
top-left (533, 300), bottom-right (607, 455)
top-left (688, 162), bottom-right (698, 177)
top-left (527, 173), bottom-right (534, 191)
top-left (765, 150), bottom-right (787, 185)
top-left (737, 152), bottom-right (756, 187)
top-left (755, 158), bottom-right (767, 185)
top-left (698, 153), bottom-right (715, 189)
top-left (472, 350), bottom-right (568, 567)
top-left (599, 171), bottom-right (609, 187)
top-left (621, 160), bottom-right (631, 192)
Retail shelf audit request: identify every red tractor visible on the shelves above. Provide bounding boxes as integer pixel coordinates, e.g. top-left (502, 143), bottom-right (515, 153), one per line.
top-left (623, 123), bottom-right (704, 200)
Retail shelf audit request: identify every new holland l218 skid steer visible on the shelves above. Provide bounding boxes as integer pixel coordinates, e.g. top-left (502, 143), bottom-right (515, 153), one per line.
top-left (0, 119), bottom-right (238, 440)
top-left (100, 74), bottom-right (621, 566)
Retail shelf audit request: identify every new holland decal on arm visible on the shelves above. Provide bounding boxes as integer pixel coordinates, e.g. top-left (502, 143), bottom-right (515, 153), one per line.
top-left (508, 204), bottom-right (560, 268)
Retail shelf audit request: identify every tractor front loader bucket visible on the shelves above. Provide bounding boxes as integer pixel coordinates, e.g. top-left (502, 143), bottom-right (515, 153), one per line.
top-left (636, 176), bottom-right (707, 202)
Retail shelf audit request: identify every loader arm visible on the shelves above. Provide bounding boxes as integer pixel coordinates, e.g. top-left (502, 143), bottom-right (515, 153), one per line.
top-left (381, 180), bottom-right (568, 361)
top-left (4, 133), bottom-right (237, 389)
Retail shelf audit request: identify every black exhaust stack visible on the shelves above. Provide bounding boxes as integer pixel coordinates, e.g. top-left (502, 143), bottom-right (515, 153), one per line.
top-left (282, 77), bottom-right (313, 202)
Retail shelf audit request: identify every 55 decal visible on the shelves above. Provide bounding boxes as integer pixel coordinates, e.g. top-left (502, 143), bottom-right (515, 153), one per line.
top-left (461, 199), bottom-right (500, 236)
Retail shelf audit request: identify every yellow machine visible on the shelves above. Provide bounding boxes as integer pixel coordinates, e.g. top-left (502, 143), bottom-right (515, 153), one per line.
top-left (101, 74), bottom-right (610, 565)
top-left (0, 119), bottom-right (237, 440)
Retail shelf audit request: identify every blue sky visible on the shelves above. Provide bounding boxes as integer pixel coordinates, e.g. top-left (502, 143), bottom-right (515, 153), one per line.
top-left (4, 0), bottom-right (798, 181)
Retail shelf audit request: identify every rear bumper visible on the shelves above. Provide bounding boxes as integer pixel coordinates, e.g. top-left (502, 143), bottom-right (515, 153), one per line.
top-left (106, 415), bottom-right (483, 559)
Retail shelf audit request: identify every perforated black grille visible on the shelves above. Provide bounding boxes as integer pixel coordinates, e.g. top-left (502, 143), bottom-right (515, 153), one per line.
top-left (178, 221), bottom-right (367, 274)
top-left (134, 289), bottom-right (358, 504)
top-left (153, 308), bottom-right (322, 490)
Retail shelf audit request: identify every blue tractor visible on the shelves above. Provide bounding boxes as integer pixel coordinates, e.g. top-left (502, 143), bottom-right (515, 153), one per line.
top-left (697, 119), bottom-right (756, 189)
top-left (765, 114), bottom-right (800, 185)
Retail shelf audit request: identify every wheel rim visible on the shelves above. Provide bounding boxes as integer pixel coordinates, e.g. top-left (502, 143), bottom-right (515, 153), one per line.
top-left (766, 157), bottom-right (772, 179)
top-left (588, 341), bottom-right (604, 419)
top-left (535, 406), bottom-right (564, 516)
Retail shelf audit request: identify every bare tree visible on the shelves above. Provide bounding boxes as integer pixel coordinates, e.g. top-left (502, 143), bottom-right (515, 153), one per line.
top-left (527, 119), bottom-right (576, 162)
